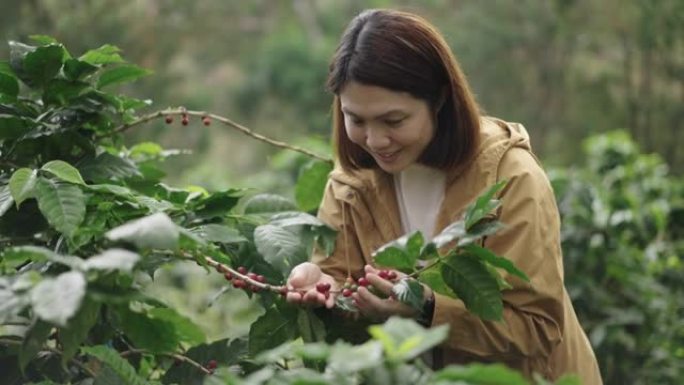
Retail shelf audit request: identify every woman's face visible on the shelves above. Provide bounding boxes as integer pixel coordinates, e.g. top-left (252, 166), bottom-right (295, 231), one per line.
top-left (339, 81), bottom-right (436, 174)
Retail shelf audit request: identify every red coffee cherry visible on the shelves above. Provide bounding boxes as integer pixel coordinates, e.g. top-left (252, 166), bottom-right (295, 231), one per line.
top-left (202, 116), bottom-right (211, 126)
top-left (237, 266), bottom-right (247, 275)
top-left (342, 288), bottom-right (353, 297)
top-left (206, 359), bottom-right (217, 370)
top-left (357, 277), bottom-right (369, 287)
top-left (223, 272), bottom-right (233, 281)
top-left (165, 116), bottom-right (173, 124)
top-left (316, 282), bottom-right (331, 293)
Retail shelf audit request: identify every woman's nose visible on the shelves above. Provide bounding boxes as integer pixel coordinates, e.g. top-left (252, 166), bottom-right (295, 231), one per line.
top-left (366, 127), bottom-right (391, 150)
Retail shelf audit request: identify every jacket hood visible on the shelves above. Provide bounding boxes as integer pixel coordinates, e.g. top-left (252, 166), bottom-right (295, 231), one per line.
top-left (328, 116), bottom-right (534, 190)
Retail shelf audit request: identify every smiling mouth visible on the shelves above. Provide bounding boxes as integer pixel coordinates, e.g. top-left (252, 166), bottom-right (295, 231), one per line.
top-left (374, 151), bottom-right (399, 162)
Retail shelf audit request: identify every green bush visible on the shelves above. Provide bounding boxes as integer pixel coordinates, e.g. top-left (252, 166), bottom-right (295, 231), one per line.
top-left (550, 131), bottom-right (684, 384)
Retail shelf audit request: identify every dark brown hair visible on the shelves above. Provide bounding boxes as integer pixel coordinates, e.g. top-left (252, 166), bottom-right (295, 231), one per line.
top-left (327, 9), bottom-right (481, 171)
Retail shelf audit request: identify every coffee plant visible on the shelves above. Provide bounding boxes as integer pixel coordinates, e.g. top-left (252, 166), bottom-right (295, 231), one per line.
top-left (0, 37), bottom-right (579, 384)
top-left (549, 132), bottom-right (684, 385)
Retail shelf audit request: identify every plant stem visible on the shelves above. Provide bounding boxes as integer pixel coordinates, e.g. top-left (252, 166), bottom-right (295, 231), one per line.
top-left (406, 257), bottom-right (443, 279)
top-left (0, 338), bottom-right (97, 377)
top-left (104, 108), bottom-right (333, 164)
top-left (120, 348), bottom-right (212, 375)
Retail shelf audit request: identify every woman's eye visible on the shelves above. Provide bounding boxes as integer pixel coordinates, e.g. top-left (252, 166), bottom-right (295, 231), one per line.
top-left (385, 118), bottom-right (404, 127)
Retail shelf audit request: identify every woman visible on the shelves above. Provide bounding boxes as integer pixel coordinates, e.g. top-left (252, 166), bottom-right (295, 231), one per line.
top-left (286, 8), bottom-right (602, 384)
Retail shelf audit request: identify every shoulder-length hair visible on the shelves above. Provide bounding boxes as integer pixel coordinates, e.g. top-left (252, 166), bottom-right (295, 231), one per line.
top-left (327, 9), bottom-right (481, 171)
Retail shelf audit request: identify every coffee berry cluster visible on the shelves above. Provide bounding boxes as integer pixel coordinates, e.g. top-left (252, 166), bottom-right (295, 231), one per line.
top-left (314, 269), bottom-right (398, 298)
top-left (164, 112), bottom-right (211, 126)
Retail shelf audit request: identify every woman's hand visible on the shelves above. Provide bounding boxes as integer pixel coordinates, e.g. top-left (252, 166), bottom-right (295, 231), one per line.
top-left (353, 264), bottom-right (433, 321)
top-left (285, 262), bottom-right (338, 308)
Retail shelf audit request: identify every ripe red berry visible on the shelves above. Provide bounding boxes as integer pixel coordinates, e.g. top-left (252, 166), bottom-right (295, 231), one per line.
top-left (387, 271), bottom-right (397, 280)
top-left (181, 117), bottom-right (189, 126)
top-left (342, 288), bottom-right (353, 297)
top-left (247, 272), bottom-right (258, 280)
top-left (316, 282), bottom-right (331, 293)
top-left (237, 266), bottom-right (247, 275)
top-left (378, 270), bottom-right (389, 279)
top-left (206, 359), bottom-right (217, 370)
top-left (232, 279), bottom-right (246, 289)
top-left (165, 116), bottom-right (173, 124)
top-left (224, 272), bottom-right (233, 281)
top-left (202, 116), bottom-right (211, 126)
top-left (357, 277), bottom-right (369, 287)
top-left (250, 285), bottom-right (261, 292)
top-left (256, 275), bottom-right (266, 283)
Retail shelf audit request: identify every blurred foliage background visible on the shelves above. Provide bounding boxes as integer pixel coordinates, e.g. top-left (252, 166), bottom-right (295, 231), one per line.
top-left (1, 0), bottom-right (682, 384)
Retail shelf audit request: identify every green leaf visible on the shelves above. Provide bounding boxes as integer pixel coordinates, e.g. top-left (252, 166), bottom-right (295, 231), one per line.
top-left (249, 305), bottom-right (299, 355)
top-left (442, 254), bottom-right (503, 321)
top-left (391, 278), bottom-right (424, 311)
top-left (1, 246), bottom-right (84, 269)
top-left (419, 242), bottom-right (439, 260)
top-left (373, 232), bottom-right (425, 271)
top-left (458, 220), bottom-right (505, 247)
top-left (295, 160), bottom-right (332, 212)
top-left (465, 180), bottom-right (507, 229)
top-left (97, 64), bottom-right (152, 89)
top-left (0, 287), bottom-right (28, 323)
top-left (0, 72), bottom-right (19, 100)
top-left (42, 78), bottom-right (91, 105)
top-left (297, 309), bottom-right (326, 343)
top-left (79, 44), bottom-right (125, 65)
top-left (78, 152), bottom-right (142, 182)
top-left (189, 224), bottom-right (247, 244)
top-left (268, 211), bottom-right (326, 227)
top-left (60, 298), bottom-right (100, 364)
top-left (254, 224), bottom-right (307, 276)
top-left (35, 177), bottom-right (86, 236)
top-left (192, 189), bottom-right (242, 219)
top-left (105, 212), bottom-right (179, 250)
top-left (462, 244), bottom-right (529, 282)
top-left (82, 345), bottom-right (147, 385)
top-left (19, 320), bottom-right (52, 370)
top-left (23, 45), bottom-right (65, 86)
top-left (327, 341), bottom-right (383, 373)
top-left (0, 115), bottom-right (31, 140)
top-left (83, 249), bottom-right (140, 273)
top-left (9, 168), bottom-right (37, 206)
top-left (117, 306), bottom-right (179, 353)
top-left (432, 220), bottom-right (466, 248)
top-left (368, 317), bottom-right (448, 362)
top-left (432, 363), bottom-right (529, 385)
top-left (0, 184), bottom-right (15, 217)
top-left (63, 58), bottom-right (98, 80)
top-left (41, 160), bottom-right (86, 185)
top-left (148, 307), bottom-right (206, 346)
top-left (30, 271), bottom-right (87, 326)
top-left (243, 193), bottom-right (297, 215)
top-left (418, 265), bottom-right (453, 297)
top-left (29, 35), bottom-right (59, 45)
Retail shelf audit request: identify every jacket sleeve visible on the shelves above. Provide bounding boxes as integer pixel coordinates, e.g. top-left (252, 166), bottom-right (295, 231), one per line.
top-left (310, 179), bottom-right (367, 282)
top-left (431, 147), bottom-right (565, 359)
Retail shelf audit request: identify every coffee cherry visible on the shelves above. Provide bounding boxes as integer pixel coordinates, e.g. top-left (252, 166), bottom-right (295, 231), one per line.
top-left (165, 116), bottom-right (173, 124)
top-left (223, 272), bottom-right (233, 281)
top-left (342, 288), bottom-right (353, 297)
top-left (237, 266), bottom-right (247, 275)
top-left (357, 277), bottom-right (369, 287)
top-left (206, 359), bottom-right (217, 370)
top-left (316, 282), bottom-right (331, 293)
top-left (255, 275), bottom-right (266, 283)
top-left (279, 286), bottom-right (288, 296)
top-left (202, 116), bottom-right (211, 126)
top-left (378, 270), bottom-right (389, 279)
top-left (387, 271), bottom-right (397, 280)
top-left (247, 272), bottom-right (258, 280)
top-left (232, 279), bottom-right (246, 289)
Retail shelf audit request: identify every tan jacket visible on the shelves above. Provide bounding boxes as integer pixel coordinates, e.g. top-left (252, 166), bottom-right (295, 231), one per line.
top-left (312, 117), bottom-right (602, 384)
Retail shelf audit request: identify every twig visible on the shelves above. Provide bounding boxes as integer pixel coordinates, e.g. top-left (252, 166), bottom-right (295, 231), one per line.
top-left (0, 338), bottom-right (97, 377)
top-left (120, 348), bottom-right (212, 375)
top-left (102, 108), bottom-right (333, 164)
